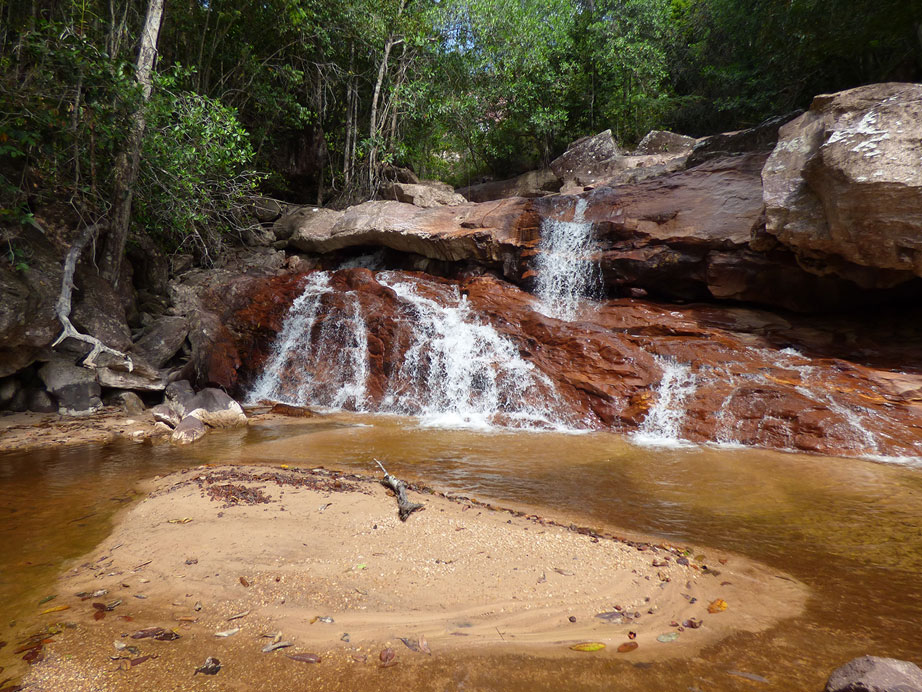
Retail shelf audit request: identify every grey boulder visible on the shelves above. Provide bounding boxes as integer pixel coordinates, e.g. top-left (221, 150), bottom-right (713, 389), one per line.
top-left (186, 388), bottom-right (247, 428)
top-left (38, 357), bottom-right (102, 415)
top-left (171, 415), bottom-right (207, 445)
top-left (825, 655), bottom-right (922, 692)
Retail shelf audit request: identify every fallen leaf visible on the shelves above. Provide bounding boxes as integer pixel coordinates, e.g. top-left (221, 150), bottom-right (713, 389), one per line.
top-left (215, 628), bottom-right (239, 637)
top-left (226, 610), bottom-right (250, 621)
top-left (167, 518), bottom-right (193, 524)
top-left (40, 605), bottom-right (70, 615)
top-left (239, 576), bottom-right (250, 587)
top-left (398, 637), bottom-right (419, 652)
top-left (570, 642), bottom-right (605, 652)
top-left (419, 635), bottom-right (431, 655)
top-left (154, 629), bottom-right (181, 641)
top-left (617, 642), bottom-right (639, 653)
top-left (379, 647), bottom-right (395, 666)
top-left (130, 654), bottom-right (156, 667)
top-left (37, 596), bottom-right (56, 606)
top-left (287, 653), bottom-right (321, 663)
top-left (93, 610), bottom-right (106, 621)
top-left (727, 670), bottom-right (769, 683)
top-left (683, 618), bottom-right (702, 629)
top-left (656, 632), bottom-right (679, 643)
top-left (262, 641), bottom-right (293, 653)
top-left (595, 611), bottom-right (623, 623)
top-left (707, 598), bottom-right (728, 614)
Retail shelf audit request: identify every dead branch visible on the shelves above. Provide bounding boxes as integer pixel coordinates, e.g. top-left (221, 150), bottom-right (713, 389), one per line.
top-left (52, 222), bottom-right (133, 371)
top-left (374, 459), bottom-right (423, 521)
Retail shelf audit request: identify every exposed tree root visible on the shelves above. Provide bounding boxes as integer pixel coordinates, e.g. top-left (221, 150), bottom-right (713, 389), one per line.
top-left (52, 222), bottom-right (133, 371)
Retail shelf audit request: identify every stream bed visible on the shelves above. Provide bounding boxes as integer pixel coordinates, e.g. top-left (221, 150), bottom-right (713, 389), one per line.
top-left (1, 414), bottom-right (921, 690)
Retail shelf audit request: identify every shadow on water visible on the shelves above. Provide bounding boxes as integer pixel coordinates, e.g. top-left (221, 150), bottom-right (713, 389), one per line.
top-left (1, 415), bottom-right (921, 690)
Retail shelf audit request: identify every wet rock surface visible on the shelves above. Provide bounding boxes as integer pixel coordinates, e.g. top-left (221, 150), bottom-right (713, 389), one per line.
top-left (199, 267), bottom-right (922, 458)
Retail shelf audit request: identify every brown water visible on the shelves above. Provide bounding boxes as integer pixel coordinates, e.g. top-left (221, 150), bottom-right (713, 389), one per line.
top-left (2, 415), bottom-right (921, 689)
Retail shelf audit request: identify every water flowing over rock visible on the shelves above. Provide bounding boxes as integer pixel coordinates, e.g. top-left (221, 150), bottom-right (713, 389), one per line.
top-left (763, 83), bottom-right (922, 283)
top-left (534, 198), bottom-right (602, 320)
top-left (248, 270), bottom-right (578, 430)
top-left (205, 267), bottom-right (922, 459)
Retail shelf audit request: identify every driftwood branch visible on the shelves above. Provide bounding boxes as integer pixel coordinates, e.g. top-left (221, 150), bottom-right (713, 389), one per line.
top-left (374, 459), bottom-right (423, 521)
top-left (52, 222), bottom-right (133, 371)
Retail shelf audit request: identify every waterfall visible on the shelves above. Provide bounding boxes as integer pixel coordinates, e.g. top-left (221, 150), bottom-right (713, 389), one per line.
top-left (248, 271), bottom-right (577, 431)
top-left (248, 273), bottom-right (370, 410)
top-left (630, 356), bottom-right (697, 448)
top-left (535, 198), bottom-right (602, 320)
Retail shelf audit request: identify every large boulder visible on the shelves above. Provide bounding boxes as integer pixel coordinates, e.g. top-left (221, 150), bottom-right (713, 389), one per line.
top-left (0, 226), bottom-right (65, 377)
top-left (71, 266), bottom-right (133, 353)
top-left (38, 356), bottom-right (102, 415)
top-left (686, 111), bottom-right (802, 169)
top-left (280, 198), bottom-right (539, 271)
top-left (171, 415), bottom-right (207, 445)
top-left (185, 388), bottom-right (247, 428)
top-left (763, 83), bottom-right (922, 280)
top-left (456, 169), bottom-right (562, 202)
top-left (276, 207), bottom-right (343, 243)
top-left (825, 655), bottom-right (922, 692)
top-left (634, 130), bottom-right (696, 155)
top-left (550, 130), bottom-right (625, 190)
top-left (379, 181), bottom-right (467, 208)
top-left (132, 316), bottom-right (189, 368)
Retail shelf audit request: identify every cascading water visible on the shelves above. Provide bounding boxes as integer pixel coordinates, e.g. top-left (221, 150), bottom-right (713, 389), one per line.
top-left (630, 356), bottom-right (698, 447)
top-left (248, 273), bottom-right (370, 410)
top-left (535, 198), bottom-right (602, 320)
top-left (248, 271), bottom-right (577, 431)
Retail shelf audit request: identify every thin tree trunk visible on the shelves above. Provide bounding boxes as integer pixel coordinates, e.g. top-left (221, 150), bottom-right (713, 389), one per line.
top-left (100, 0), bottom-right (164, 285)
top-left (368, 37), bottom-right (397, 188)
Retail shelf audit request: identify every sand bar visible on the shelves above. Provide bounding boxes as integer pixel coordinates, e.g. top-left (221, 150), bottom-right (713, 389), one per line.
top-left (23, 464), bottom-right (807, 690)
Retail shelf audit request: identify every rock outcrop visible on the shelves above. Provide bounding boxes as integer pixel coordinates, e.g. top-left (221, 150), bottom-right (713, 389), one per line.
top-left (38, 356), bottom-right (103, 415)
top-left (194, 267), bottom-right (922, 459)
top-left (763, 83), bottom-right (922, 283)
top-left (456, 169), bottom-right (562, 202)
top-left (634, 130), bottom-right (696, 155)
top-left (379, 181), bottom-right (467, 208)
top-left (550, 129), bottom-right (625, 190)
top-left (277, 197), bottom-right (539, 274)
top-left (686, 111), bottom-right (803, 168)
top-left (825, 656), bottom-right (922, 692)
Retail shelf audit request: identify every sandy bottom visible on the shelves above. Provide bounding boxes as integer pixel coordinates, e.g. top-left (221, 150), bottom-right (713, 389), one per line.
top-left (21, 464), bottom-right (807, 691)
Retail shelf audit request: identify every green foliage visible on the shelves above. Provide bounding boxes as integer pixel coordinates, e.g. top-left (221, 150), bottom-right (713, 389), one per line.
top-left (0, 21), bottom-right (137, 221)
top-left (135, 71), bottom-right (264, 260)
top-left (2, 0), bottom-right (920, 256)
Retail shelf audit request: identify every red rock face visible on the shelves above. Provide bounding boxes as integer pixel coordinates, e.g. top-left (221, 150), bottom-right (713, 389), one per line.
top-left (203, 268), bottom-right (922, 460)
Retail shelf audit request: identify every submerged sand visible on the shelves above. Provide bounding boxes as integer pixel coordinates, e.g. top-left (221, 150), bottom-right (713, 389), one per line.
top-left (24, 464), bottom-right (807, 690)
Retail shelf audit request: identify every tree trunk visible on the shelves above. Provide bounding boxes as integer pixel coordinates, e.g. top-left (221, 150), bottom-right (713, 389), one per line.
top-left (368, 37), bottom-right (396, 189)
top-left (100, 0), bottom-right (164, 285)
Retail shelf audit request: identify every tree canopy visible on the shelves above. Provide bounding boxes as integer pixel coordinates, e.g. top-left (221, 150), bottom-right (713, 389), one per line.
top-left (1, 0), bottom-right (920, 262)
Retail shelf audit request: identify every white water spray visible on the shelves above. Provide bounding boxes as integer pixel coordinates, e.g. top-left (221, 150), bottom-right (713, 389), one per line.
top-left (631, 356), bottom-right (697, 448)
top-left (535, 198), bottom-right (602, 320)
top-left (248, 271), bottom-right (577, 431)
